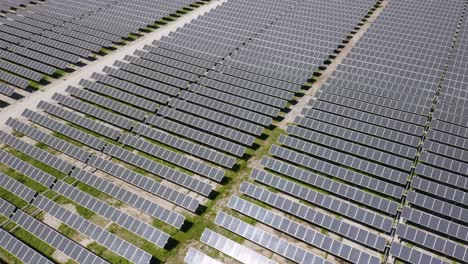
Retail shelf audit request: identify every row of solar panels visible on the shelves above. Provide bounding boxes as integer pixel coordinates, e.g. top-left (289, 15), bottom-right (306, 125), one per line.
top-left (185, 0), bottom-right (467, 264)
top-left (0, 0), bottom-right (200, 98)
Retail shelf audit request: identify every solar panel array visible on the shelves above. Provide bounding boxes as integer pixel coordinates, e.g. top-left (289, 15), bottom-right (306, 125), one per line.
top-left (199, 229), bottom-right (277, 264)
top-left (1, 0), bottom-right (382, 262)
top-left (33, 194), bottom-right (153, 264)
top-left (1, 0), bottom-right (467, 263)
top-left (0, 5), bottom-right (381, 261)
top-left (170, 0), bottom-right (405, 262)
top-left (0, 1), bottom-right (221, 261)
top-left (184, 247), bottom-right (223, 264)
top-left (0, 228), bottom-right (54, 264)
top-left (0, 0), bottom-right (200, 98)
top-left (0, 0), bottom-right (37, 13)
top-left (390, 1), bottom-right (468, 263)
top-left (215, 1), bottom-right (466, 264)
top-left (0, 197), bottom-right (109, 264)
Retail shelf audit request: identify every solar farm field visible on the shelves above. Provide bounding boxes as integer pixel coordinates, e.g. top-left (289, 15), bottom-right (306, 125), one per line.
top-left (0, 0), bottom-right (466, 264)
top-left (0, 0), bottom-right (208, 102)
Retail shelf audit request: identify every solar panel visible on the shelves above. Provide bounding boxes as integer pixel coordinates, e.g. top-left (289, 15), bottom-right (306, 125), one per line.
top-left (251, 169), bottom-right (393, 232)
top-left (300, 110), bottom-right (420, 147)
top-left (433, 110), bottom-right (467, 127)
top-left (12, 210), bottom-right (108, 264)
top-left (103, 66), bottom-right (180, 96)
top-left (0, 25), bottom-right (33, 39)
top-left (169, 99), bottom-right (263, 135)
top-left (278, 134), bottom-right (409, 184)
top-left (396, 224), bottom-right (467, 263)
top-left (215, 212), bottom-right (332, 264)
top-left (390, 242), bottom-right (449, 264)
top-left (314, 92), bottom-right (427, 126)
top-left (306, 99), bottom-right (424, 136)
top-left (0, 149), bottom-right (55, 188)
top-left (30, 35), bottom-right (91, 58)
top-left (119, 133), bottom-right (224, 182)
top-left (87, 154), bottom-right (201, 212)
top-left (401, 207), bottom-right (467, 242)
top-left (3, 1), bottom-right (465, 263)
top-left (142, 44), bottom-right (215, 69)
top-left (0, 69), bottom-right (29, 89)
top-left (22, 109), bottom-right (107, 151)
top-left (286, 125), bottom-right (413, 170)
top-left (70, 168), bottom-right (185, 228)
top-left (0, 173), bottom-right (37, 203)
top-left (406, 191), bottom-right (467, 223)
top-left (290, 119), bottom-right (417, 158)
top-left (133, 123), bottom-right (236, 168)
top-left (0, 49), bottom-right (56, 75)
top-left (420, 151), bottom-right (467, 175)
top-left (189, 84), bottom-right (280, 117)
top-left (261, 157), bottom-right (398, 215)
top-left (239, 181), bottom-right (388, 250)
top-left (91, 73), bottom-right (169, 104)
top-left (51, 27), bottom-right (112, 47)
top-left (66, 86), bottom-right (147, 121)
top-left (269, 145), bottom-right (404, 199)
top-left (206, 70), bottom-right (294, 100)
top-left (33, 194), bottom-right (153, 263)
top-left (200, 229), bottom-right (277, 264)
top-left (411, 177), bottom-right (466, 205)
top-left (52, 93), bottom-right (134, 130)
top-left (198, 77), bottom-right (287, 108)
top-left (431, 120), bottom-right (467, 138)
top-left (184, 248), bottom-right (223, 264)
top-left (104, 143), bottom-right (213, 196)
top-left (219, 66), bottom-right (300, 93)
top-left (124, 55), bottom-right (198, 82)
top-left (415, 163), bottom-right (468, 190)
top-left (146, 114), bottom-right (245, 157)
top-left (157, 106), bottom-right (255, 146)
top-left (425, 132), bottom-right (468, 163)
top-left (6, 118), bottom-right (91, 162)
top-left (150, 41), bottom-right (220, 63)
top-left (0, 84), bottom-right (14, 96)
top-left (0, 197), bottom-right (16, 217)
top-left (0, 131), bottom-right (73, 173)
top-left (228, 196), bottom-right (381, 264)
top-left (79, 79), bottom-right (159, 112)
top-left (317, 87), bottom-right (429, 116)
top-left (41, 30), bottom-right (101, 52)
top-left (179, 91), bottom-right (273, 127)
top-left (0, 31), bottom-right (23, 44)
top-left (0, 229), bottom-right (54, 264)
top-left (37, 101), bottom-right (121, 140)
top-left (0, 59), bottom-right (43, 81)
top-left (133, 50), bottom-right (206, 75)
top-left (15, 40), bottom-right (76, 66)
top-left (53, 180), bottom-right (170, 246)
top-left (64, 23), bottom-right (120, 42)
